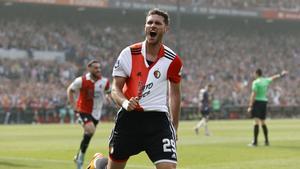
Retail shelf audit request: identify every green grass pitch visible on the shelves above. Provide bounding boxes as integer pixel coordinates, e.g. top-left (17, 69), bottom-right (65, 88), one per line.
top-left (0, 119), bottom-right (299, 169)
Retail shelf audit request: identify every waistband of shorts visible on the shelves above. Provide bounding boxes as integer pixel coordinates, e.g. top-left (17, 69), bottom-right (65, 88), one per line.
top-left (254, 100), bottom-right (268, 103)
top-left (121, 108), bottom-right (167, 114)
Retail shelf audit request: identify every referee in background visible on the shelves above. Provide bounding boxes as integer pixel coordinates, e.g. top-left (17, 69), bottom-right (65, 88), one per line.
top-left (247, 69), bottom-right (288, 147)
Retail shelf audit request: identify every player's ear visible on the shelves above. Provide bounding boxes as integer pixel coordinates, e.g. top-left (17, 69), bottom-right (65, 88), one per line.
top-left (87, 65), bottom-right (92, 72)
top-left (165, 25), bottom-right (169, 33)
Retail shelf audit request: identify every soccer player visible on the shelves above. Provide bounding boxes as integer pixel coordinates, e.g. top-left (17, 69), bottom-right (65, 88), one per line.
top-left (86, 8), bottom-right (183, 169)
top-left (247, 69), bottom-right (288, 147)
top-left (194, 84), bottom-right (214, 136)
top-left (67, 60), bottom-right (111, 169)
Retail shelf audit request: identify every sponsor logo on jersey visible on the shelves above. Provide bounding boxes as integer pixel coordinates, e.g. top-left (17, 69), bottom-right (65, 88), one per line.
top-left (139, 82), bottom-right (153, 98)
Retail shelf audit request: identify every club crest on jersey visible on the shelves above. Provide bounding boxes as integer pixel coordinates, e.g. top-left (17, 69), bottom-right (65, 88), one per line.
top-left (154, 70), bottom-right (161, 79)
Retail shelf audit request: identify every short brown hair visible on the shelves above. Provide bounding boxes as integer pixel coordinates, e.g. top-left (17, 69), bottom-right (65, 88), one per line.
top-left (256, 69), bottom-right (262, 76)
top-left (147, 8), bottom-right (170, 25)
top-left (87, 60), bottom-right (100, 67)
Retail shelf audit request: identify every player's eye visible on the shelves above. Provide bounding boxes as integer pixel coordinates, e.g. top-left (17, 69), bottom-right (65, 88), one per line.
top-left (147, 21), bottom-right (153, 25)
top-left (155, 21), bottom-right (162, 25)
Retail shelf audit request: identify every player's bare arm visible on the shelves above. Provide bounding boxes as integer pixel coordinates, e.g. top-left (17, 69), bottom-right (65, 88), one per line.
top-left (169, 81), bottom-right (181, 133)
top-left (270, 70), bottom-right (288, 81)
top-left (247, 92), bottom-right (256, 113)
top-left (67, 86), bottom-right (77, 111)
top-left (111, 76), bottom-right (139, 111)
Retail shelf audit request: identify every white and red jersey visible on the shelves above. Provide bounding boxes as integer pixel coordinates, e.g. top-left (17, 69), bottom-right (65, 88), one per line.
top-left (112, 41), bottom-right (183, 112)
top-left (70, 73), bottom-right (110, 120)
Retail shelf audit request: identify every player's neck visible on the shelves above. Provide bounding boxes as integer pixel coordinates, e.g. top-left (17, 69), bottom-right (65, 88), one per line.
top-left (146, 41), bottom-right (161, 61)
top-left (90, 73), bottom-right (100, 81)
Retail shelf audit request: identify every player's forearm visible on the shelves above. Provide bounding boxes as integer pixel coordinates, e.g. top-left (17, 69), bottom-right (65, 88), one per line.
top-left (67, 87), bottom-right (76, 109)
top-left (111, 77), bottom-right (126, 107)
top-left (270, 74), bottom-right (281, 81)
top-left (270, 70), bottom-right (288, 81)
top-left (248, 92), bottom-right (256, 108)
top-left (111, 89), bottom-right (124, 106)
top-left (111, 84), bottom-right (128, 108)
top-left (169, 83), bottom-right (181, 131)
top-left (170, 101), bottom-right (180, 131)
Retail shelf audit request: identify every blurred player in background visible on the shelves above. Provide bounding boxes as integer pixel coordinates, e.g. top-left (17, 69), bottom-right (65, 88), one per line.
top-left (247, 69), bottom-right (288, 147)
top-left (194, 84), bottom-right (214, 136)
top-left (86, 8), bottom-right (183, 169)
top-left (67, 60), bottom-right (111, 169)
top-left (86, 153), bottom-right (108, 169)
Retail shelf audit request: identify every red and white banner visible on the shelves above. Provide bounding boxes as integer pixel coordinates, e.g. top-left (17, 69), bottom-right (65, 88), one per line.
top-left (262, 10), bottom-right (300, 21)
top-left (14, 0), bottom-right (108, 8)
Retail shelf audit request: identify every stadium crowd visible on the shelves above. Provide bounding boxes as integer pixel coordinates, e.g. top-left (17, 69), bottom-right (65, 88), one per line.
top-left (112, 0), bottom-right (300, 11)
top-left (193, 0), bottom-right (300, 10)
top-left (0, 18), bottom-right (299, 123)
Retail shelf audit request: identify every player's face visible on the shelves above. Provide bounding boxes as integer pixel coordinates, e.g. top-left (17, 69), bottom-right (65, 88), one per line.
top-left (254, 72), bottom-right (259, 79)
top-left (208, 86), bottom-right (213, 92)
top-left (89, 63), bottom-right (101, 78)
top-left (145, 14), bottom-right (168, 45)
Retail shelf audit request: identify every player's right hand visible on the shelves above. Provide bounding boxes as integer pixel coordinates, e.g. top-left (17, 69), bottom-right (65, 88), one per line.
top-left (122, 97), bottom-right (139, 111)
top-left (247, 107), bottom-right (252, 114)
top-left (281, 70), bottom-right (288, 77)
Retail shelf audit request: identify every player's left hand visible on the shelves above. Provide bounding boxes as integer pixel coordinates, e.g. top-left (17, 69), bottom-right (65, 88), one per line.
top-left (247, 107), bottom-right (252, 114)
top-left (281, 70), bottom-right (288, 77)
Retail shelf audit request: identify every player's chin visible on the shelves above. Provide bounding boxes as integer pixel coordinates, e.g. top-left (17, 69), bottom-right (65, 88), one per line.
top-left (146, 37), bottom-right (158, 44)
top-left (94, 72), bottom-right (101, 78)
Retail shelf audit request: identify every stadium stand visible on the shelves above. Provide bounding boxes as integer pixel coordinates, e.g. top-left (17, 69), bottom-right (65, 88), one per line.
top-left (111, 0), bottom-right (300, 11)
top-left (0, 1), bottom-right (299, 123)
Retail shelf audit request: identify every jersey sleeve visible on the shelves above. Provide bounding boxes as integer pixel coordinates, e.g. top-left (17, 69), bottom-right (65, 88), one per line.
top-left (199, 89), bottom-right (204, 101)
top-left (70, 77), bottom-right (82, 91)
top-left (266, 77), bottom-right (272, 84)
top-left (252, 81), bottom-right (258, 93)
top-left (112, 47), bottom-right (132, 78)
top-left (167, 55), bottom-right (183, 83)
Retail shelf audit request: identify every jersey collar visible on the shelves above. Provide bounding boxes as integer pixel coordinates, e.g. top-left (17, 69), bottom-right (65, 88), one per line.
top-left (86, 73), bottom-right (101, 82)
top-left (141, 41), bottom-right (165, 67)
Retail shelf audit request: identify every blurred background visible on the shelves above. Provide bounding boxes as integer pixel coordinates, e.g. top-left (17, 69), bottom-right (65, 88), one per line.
top-left (0, 0), bottom-right (299, 124)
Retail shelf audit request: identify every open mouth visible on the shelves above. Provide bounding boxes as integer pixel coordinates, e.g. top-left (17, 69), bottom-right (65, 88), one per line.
top-left (150, 31), bottom-right (157, 37)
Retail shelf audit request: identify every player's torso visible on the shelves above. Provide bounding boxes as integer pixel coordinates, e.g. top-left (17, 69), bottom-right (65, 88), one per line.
top-left (201, 91), bottom-right (210, 107)
top-left (78, 76), bottom-right (108, 119)
top-left (124, 43), bottom-right (175, 112)
top-left (254, 78), bottom-right (270, 101)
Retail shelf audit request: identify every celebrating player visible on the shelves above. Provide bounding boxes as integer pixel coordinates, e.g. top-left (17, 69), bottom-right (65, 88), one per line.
top-left (86, 8), bottom-right (183, 169)
top-left (67, 60), bottom-right (111, 169)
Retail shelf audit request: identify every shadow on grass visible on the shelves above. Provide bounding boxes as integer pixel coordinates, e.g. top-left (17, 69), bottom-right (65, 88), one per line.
top-left (0, 160), bottom-right (38, 168)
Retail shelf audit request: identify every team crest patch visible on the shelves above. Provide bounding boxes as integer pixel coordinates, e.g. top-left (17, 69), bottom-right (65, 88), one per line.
top-left (154, 70), bottom-right (161, 79)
